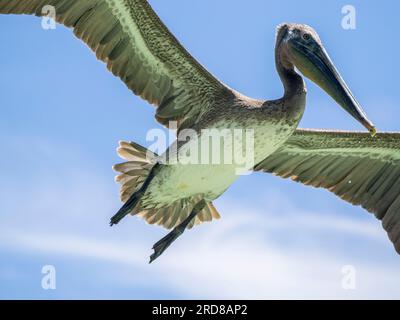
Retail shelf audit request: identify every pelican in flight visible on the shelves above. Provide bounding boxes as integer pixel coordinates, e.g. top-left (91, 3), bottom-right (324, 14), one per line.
top-left (2, 0), bottom-right (400, 263)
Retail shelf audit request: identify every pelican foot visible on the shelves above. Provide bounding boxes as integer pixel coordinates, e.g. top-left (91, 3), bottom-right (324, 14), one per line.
top-left (110, 191), bottom-right (142, 226)
top-left (149, 199), bottom-right (207, 263)
top-left (110, 163), bottom-right (161, 226)
top-left (149, 227), bottom-right (184, 263)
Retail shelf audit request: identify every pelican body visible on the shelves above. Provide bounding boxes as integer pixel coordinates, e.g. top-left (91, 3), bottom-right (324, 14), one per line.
top-left (1, 0), bottom-right (399, 263)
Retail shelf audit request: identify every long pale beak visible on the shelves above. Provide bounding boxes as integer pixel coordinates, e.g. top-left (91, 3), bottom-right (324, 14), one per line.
top-left (290, 41), bottom-right (376, 136)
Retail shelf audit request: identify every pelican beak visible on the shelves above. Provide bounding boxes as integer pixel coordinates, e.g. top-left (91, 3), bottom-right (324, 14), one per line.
top-left (290, 40), bottom-right (376, 136)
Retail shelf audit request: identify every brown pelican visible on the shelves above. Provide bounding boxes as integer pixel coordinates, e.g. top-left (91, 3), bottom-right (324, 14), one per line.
top-left (1, 0), bottom-right (399, 263)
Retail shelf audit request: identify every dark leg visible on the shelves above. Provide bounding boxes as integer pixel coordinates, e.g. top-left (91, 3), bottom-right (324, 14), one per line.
top-left (110, 163), bottom-right (160, 226)
top-left (149, 199), bottom-right (207, 263)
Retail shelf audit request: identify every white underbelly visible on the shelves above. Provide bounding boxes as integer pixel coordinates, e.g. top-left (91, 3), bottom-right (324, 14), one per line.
top-left (143, 120), bottom-right (294, 205)
top-left (145, 163), bottom-right (237, 204)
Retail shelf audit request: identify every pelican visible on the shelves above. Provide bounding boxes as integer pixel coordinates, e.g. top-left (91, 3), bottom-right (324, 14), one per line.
top-left (1, 0), bottom-right (399, 263)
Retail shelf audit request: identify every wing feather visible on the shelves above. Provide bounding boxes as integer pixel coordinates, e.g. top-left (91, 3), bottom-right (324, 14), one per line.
top-left (255, 129), bottom-right (400, 254)
top-left (0, 0), bottom-right (231, 128)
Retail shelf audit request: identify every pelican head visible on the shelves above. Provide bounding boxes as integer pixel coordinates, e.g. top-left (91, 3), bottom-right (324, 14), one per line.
top-left (277, 23), bottom-right (376, 135)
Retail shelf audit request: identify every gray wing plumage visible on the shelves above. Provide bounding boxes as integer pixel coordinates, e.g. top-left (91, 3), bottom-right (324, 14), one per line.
top-left (255, 129), bottom-right (400, 254)
top-left (0, 0), bottom-right (230, 127)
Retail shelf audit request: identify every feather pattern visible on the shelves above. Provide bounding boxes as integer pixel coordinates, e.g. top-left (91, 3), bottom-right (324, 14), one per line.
top-left (113, 141), bottom-right (221, 229)
top-left (0, 0), bottom-right (231, 128)
top-left (255, 129), bottom-right (400, 253)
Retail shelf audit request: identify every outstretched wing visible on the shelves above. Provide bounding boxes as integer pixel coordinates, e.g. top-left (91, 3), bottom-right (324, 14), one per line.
top-left (0, 0), bottom-right (231, 127)
top-left (255, 129), bottom-right (400, 254)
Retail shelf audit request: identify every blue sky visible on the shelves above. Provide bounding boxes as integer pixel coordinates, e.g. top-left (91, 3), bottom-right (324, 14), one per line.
top-left (0, 0), bottom-right (399, 299)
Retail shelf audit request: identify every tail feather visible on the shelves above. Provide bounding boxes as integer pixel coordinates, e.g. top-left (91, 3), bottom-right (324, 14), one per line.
top-left (114, 140), bottom-right (221, 229)
top-left (117, 141), bottom-right (157, 162)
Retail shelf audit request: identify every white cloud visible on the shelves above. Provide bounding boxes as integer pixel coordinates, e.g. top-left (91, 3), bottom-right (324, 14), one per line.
top-left (1, 198), bottom-right (399, 299)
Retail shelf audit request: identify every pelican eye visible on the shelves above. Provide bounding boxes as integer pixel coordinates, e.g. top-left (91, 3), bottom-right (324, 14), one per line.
top-left (302, 33), bottom-right (311, 41)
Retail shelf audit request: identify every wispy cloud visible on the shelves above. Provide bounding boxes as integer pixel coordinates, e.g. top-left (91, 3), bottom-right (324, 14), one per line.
top-left (0, 136), bottom-right (399, 299)
top-left (1, 208), bottom-right (399, 299)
